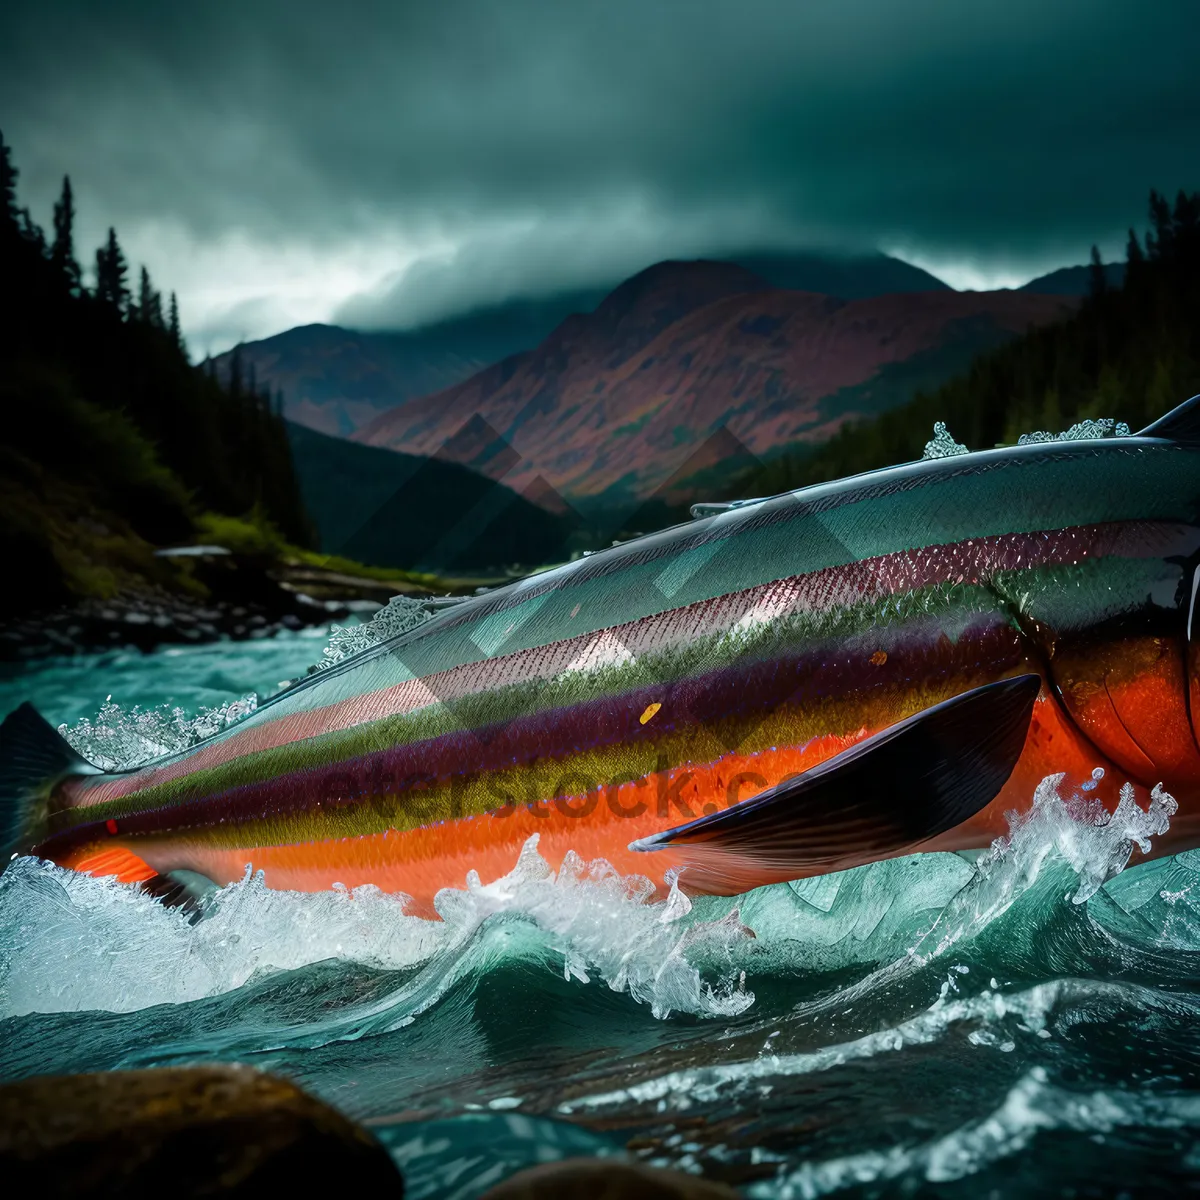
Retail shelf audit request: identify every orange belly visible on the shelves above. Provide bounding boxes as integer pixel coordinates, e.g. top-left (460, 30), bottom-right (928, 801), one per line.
top-left (65, 691), bottom-right (1200, 916)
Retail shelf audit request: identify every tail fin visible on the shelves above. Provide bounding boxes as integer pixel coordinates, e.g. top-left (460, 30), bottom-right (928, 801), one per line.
top-left (0, 702), bottom-right (101, 859)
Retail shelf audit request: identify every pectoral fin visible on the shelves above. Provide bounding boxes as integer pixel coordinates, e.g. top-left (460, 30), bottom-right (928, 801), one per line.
top-left (139, 870), bottom-right (221, 923)
top-left (630, 673), bottom-right (1041, 893)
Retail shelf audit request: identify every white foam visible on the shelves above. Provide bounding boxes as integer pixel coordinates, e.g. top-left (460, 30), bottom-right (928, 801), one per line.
top-left (909, 774), bottom-right (1177, 964)
top-left (0, 855), bottom-right (442, 1018)
top-left (0, 835), bottom-right (753, 1024)
top-left (56, 597), bottom-right (433, 773)
top-left (430, 839), bottom-right (755, 1020)
top-left (310, 594), bottom-right (431, 671)
top-left (752, 1061), bottom-right (1200, 1198)
top-left (921, 421), bottom-right (969, 459)
top-left (61, 692), bottom-right (259, 772)
top-left (1018, 417), bottom-right (1132, 446)
top-left (559, 981), bottom-right (1067, 1114)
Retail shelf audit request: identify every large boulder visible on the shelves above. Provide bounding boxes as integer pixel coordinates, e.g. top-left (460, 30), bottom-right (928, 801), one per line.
top-left (0, 1063), bottom-right (403, 1197)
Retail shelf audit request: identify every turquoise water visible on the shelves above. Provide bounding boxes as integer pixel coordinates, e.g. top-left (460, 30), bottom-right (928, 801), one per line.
top-left (3, 632), bottom-right (1200, 1197)
top-left (0, 625), bottom-right (335, 731)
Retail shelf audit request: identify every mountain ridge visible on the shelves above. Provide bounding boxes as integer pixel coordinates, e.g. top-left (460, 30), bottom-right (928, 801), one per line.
top-left (354, 266), bottom-right (1075, 507)
top-left (211, 249), bottom-right (952, 436)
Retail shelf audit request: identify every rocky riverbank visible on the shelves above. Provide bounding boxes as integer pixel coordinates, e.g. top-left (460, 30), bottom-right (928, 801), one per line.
top-left (0, 548), bottom-right (460, 662)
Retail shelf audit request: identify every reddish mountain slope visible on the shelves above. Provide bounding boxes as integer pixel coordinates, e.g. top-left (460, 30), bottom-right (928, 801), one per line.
top-left (355, 262), bottom-right (1075, 504)
top-left (209, 323), bottom-right (491, 437)
top-left (214, 253), bottom-right (948, 439)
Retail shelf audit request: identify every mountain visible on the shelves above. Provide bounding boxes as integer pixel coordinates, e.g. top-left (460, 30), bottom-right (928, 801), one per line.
top-left (732, 250), bottom-right (950, 297)
top-left (285, 422), bottom-right (572, 571)
top-left (209, 324), bottom-right (490, 438)
top-left (354, 259), bottom-right (1076, 513)
top-left (1021, 262), bottom-right (1126, 295)
top-left (732, 188), bottom-right (1199, 500)
top-left (212, 251), bottom-right (950, 436)
top-left (209, 291), bottom-right (613, 437)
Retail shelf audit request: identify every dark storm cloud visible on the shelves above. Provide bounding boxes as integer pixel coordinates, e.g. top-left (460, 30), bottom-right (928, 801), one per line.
top-left (1, 0), bottom-right (1197, 340)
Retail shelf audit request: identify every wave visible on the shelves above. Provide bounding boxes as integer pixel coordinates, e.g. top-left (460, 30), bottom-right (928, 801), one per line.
top-left (749, 1053), bottom-right (1200, 1198)
top-left (1, 771), bottom-right (1190, 1038)
top-left (0, 834), bottom-right (754, 1030)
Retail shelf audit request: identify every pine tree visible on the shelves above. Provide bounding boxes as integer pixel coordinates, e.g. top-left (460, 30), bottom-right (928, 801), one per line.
top-left (228, 343), bottom-right (243, 398)
top-left (51, 175), bottom-right (82, 294)
top-left (95, 227), bottom-right (130, 313)
top-left (168, 291), bottom-right (184, 354)
top-left (137, 265), bottom-right (164, 327)
top-left (1088, 244), bottom-right (1107, 297)
top-left (1125, 228), bottom-right (1145, 267)
top-left (0, 128), bottom-right (18, 232)
top-left (18, 207), bottom-right (46, 253)
top-left (1146, 190), bottom-right (1173, 260)
top-left (1174, 190), bottom-right (1200, 250)
top-left (137, 265), bottom-right (151, 320)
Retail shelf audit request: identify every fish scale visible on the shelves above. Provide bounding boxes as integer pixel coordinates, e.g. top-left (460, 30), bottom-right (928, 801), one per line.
top-left (2, 395), bottom-right (1199, 915)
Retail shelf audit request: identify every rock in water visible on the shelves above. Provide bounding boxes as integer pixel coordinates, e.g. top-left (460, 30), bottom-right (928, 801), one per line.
top-left (481, 1157), bottom-right (737, 1199)
top-left (0, 1064), bottom-right (404, 1197)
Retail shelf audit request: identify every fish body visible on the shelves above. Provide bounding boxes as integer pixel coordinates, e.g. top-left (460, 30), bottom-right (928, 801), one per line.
top-left (4, 398), bottom-right (1200, 912)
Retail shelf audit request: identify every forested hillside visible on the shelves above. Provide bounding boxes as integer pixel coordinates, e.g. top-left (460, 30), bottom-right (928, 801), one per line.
top-left (733, 190), bottom-right (1200, 497)
top-left (0, 130), bottom-right (311, 615)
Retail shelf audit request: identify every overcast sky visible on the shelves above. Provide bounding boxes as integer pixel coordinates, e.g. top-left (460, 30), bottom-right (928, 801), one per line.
top-left (1, 0), bottom-right (1196, 354)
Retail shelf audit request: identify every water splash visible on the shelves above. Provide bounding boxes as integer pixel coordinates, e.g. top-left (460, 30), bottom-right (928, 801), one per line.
top-left (558, 773), bottom-right (1180, 1118)
top-left (1017, 417), bottom-right (1132, 446)
top-left (907, 774), bottom-right (1177, 969)
top-left (60, 692), bottom-right (259, 772)
top-left (918, 416), bottom-right (1134, 464)
top-left (309, 594), bottom-right (431, 673)
top-left (0, 834), bottom-right (753, 1025)
top-left (921, 421), bottom-right (970, 460)
top-left (432, 838), bottom-right (754, 1021)
top-left (0, 854), bottom-right (441, 1018)
top-left (56, 596), bottom-right (434, 772)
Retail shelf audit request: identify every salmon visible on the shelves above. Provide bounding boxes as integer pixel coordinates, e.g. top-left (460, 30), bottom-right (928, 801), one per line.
top-left (3, 395), bottom-right (1198, 916)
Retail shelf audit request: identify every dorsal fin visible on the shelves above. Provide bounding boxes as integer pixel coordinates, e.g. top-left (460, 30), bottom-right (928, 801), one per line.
top-left (1138, 394), bottom-right (1200, 442)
